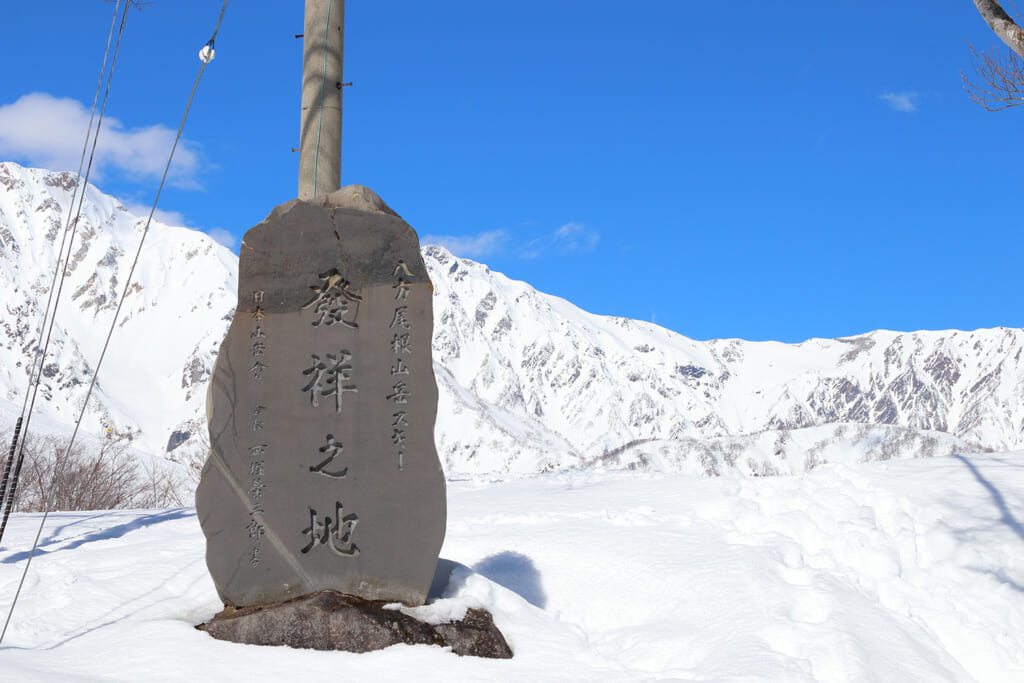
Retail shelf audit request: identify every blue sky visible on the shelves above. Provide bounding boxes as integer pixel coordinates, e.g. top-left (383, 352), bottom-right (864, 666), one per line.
top-left (2, 1), bottom-right (1021, 342)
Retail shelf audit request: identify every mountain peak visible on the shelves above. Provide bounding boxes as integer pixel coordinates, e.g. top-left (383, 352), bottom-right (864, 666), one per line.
top-left (2, 162), bottom-right (1022, 476)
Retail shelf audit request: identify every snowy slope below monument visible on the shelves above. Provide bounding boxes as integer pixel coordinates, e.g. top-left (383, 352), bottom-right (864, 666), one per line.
top-left (3, 161), bottom-right (1024, 477)
top-left (2, 451), bottom-right (1024, 681)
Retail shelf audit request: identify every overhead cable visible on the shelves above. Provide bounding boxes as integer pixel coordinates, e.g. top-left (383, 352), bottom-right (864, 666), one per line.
top-left (0, 0), bottom-right (128, 544)
top-left (0, 0), bottom-right (228, 645)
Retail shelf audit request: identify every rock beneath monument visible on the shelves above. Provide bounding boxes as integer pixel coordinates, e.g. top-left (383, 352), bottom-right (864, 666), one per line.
top-left (196, 187), bottom-right (446, 608)
top-left (196, 590), bottom-right (513, 659)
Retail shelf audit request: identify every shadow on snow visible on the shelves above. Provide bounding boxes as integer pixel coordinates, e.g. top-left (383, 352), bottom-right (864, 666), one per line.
top-left (1, 508), bottom-right (193, 564)
top-left (430, 551), bottom-right (547, 609)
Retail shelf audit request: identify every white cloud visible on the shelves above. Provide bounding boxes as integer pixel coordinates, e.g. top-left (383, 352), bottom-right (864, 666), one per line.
top-left (552, 221), bottom-right (600, 252)
top-left (422, 222), bottom-right (599, 261)
top-left (205, 228), bottom-right (236, 249)
top-left (514, 223), bottom-right (600, 259)
top-left (0, 93), bottom-right (202, 188)
top-left (120, 202), bottom-right (235, 248)
top-left (421, 229), bottom-right (509, 258)
top-left (878, 92), bottom-right (918, 113)
top-left (122, 202), bottom-right (188, 227)
top-left (518, 237), bottom-right (544, 261)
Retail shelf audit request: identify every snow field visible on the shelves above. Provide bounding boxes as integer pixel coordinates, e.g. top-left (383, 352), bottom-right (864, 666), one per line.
top-left (2, 452), bottom-right (1024, 681)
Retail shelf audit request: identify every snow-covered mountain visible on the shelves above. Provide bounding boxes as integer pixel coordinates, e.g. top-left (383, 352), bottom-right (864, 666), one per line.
top-left (429, 245), bottom-right (1024, 473)
top-left (2, 161), bottom-right (1022, 476)
top-left (0, 162), bottom-right (236, 464)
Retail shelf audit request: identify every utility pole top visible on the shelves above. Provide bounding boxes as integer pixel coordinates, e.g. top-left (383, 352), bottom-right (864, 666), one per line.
top-left (299, 0), bottom-right (344, 200)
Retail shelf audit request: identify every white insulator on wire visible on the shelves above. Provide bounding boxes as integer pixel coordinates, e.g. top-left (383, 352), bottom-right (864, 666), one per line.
top-left (199, 44), bottom-right (215, 64)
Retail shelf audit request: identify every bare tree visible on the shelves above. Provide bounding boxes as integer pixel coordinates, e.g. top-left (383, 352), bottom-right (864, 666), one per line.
top-left (965, 0), bottom-right (1024, 109)
top-left (0, 430), bottom-right (187, 512)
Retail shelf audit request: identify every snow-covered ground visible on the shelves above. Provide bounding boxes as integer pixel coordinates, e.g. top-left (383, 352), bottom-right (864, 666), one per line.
top-left (2, 451), bottom-right (1023, 681)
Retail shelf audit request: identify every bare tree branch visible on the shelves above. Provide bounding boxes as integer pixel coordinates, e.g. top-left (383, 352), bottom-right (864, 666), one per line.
top-left (0, 429), bottom-right (187, 512)
top-left (966, 1), bottom-right (1024, 109)
top-left (975, 0), bottom-right (1024, 58)
top-left (963, 42), bottom-right (1024, 109)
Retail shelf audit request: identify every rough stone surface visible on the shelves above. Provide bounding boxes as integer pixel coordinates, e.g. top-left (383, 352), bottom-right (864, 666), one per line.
top-left (314, 185), bottom-right (400, 216)
top-left (196, 590), bottom-right (513, 658)
top-left (196, 188), bottom-right (446, 608)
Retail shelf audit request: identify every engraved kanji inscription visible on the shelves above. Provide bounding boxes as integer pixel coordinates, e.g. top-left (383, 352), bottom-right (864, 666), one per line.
top-left (310, 291), bottom-right (359, 328)
top-left (389, 306), bottom-right (410, 330)
top-left (248, 479), bottom-right (266, 500)
top-left (252, 405), bottom-right (265, 431)
top-left (251, 360), bottom-right (267, 380)
top-left (309, 434), bottom-right (349, 479)
top-left (301, 351), bottom-right (358, 412)
top-left (390, 333), bottom-right (412, 355)
top-left (302, 269), bottom-right (361, 313)
top-left (392, 278), bottom-right (411, 301)
top-left (300, 502), bottom-right (360, 557)
top-left (247, 518), bottom-right (265, 539)
top-left (387, 381), bottom-right (410, 404)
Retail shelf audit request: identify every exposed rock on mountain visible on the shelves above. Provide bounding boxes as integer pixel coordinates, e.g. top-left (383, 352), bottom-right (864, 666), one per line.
top-left (0, 162), bottom-right (236, 464)
top-left (425, 246), bottom-right (1023, 474)
top-left (2, 161), bottom-right (1021, 476)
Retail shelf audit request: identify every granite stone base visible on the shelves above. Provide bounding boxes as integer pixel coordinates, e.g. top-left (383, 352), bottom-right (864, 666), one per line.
top-left (196, 590), bottom-right (512, 658)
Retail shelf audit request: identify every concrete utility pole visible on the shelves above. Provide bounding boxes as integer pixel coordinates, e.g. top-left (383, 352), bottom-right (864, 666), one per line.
top-left (299, 0), bottom-right (344, 200)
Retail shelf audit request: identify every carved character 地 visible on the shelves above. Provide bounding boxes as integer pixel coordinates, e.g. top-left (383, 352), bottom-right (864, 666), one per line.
top-left (301, 502), bottom-right (360, 557)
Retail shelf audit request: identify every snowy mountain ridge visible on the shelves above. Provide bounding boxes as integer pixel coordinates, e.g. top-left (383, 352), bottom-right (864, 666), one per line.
top-left (428, 248), bottom-right (1024, 473)
top-left (0, 161), bottom-right (237, 462)
top-left (1, 161), bottom-right (1022, 476)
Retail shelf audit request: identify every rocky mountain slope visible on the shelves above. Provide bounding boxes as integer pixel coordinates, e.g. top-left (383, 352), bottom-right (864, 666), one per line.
top-left (2, 161), bottom-right (1021, 476)
top-left (429, 245), bottom-right (1024, 473)
top-left (0, 162), bottom-right (236, 464)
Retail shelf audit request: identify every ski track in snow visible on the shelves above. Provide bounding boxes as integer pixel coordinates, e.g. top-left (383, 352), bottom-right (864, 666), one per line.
top-left (2, 452), bottom-right (1024, 682)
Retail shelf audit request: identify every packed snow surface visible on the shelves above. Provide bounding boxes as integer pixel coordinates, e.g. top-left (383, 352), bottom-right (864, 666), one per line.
top-left (3, 452), bottom-right (1024, 681)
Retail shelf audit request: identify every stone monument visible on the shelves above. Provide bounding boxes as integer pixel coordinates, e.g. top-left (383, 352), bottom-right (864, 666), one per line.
top-left (194, 2), bottom-right (512, 657)
top-left (196, 186), bottom-right (446, 607)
